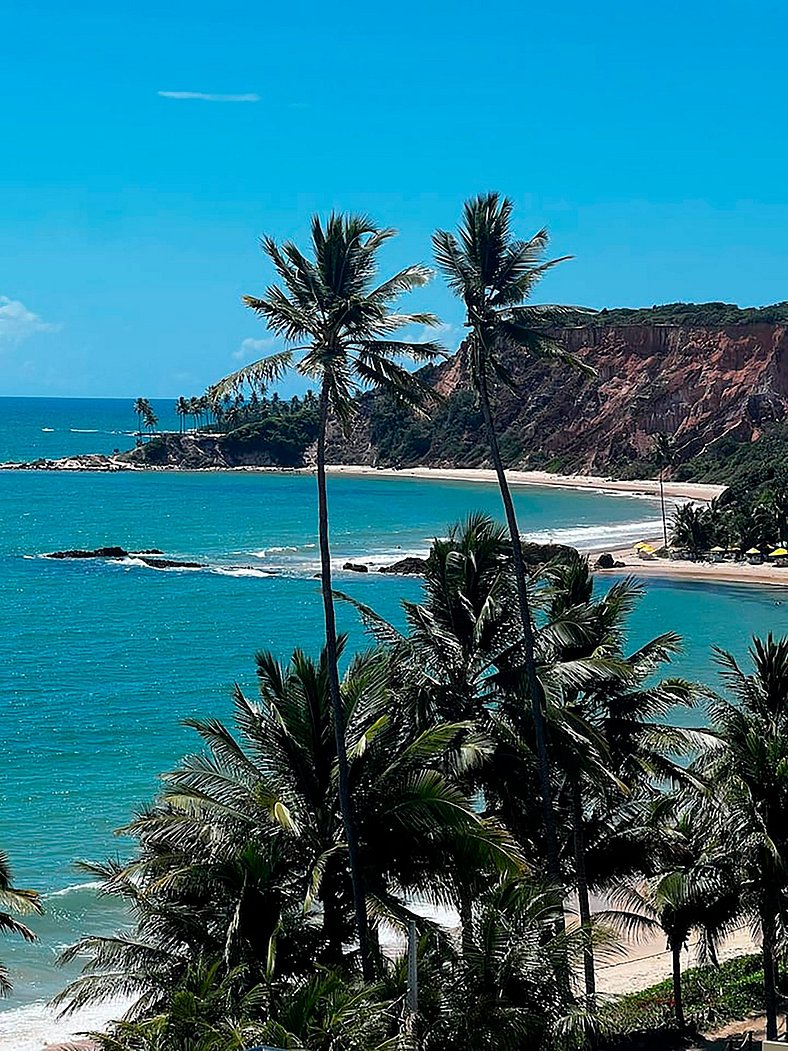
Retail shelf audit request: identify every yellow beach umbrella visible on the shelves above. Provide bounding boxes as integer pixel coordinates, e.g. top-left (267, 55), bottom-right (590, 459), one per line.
top-left (638, 543), bottom-right (655, 553)
top-left (769, 547), bottom-right (788, 558)
top-left (746, 547), bottom-right (762, 555)
top-left (710, 546), bottom-right (726, 553)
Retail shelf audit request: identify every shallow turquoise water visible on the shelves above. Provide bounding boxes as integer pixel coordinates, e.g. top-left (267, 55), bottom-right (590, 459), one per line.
top-left (0, 398), bottom-right (786, 1016)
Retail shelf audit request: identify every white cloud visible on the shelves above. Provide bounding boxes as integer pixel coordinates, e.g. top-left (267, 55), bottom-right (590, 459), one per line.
top-left (158, 91), bottom-right (260, 103)
top-left (0, 297), bottom-right (57, 349)
top-left (232, 337), bottom-right (278, 362)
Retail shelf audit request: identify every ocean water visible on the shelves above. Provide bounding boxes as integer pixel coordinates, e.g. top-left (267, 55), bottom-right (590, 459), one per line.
top-left (0, 397), bottom-right (785, 1044)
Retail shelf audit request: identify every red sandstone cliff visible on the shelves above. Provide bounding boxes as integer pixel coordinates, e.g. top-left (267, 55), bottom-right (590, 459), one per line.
top-left (328, 322), bottom-right (788, 473)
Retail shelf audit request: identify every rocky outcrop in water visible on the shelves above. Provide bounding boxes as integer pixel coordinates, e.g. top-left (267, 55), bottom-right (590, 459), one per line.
top-left (44, 547), bottom-right (206, 570)
top-left (378, 556), bottom-right (428, 575)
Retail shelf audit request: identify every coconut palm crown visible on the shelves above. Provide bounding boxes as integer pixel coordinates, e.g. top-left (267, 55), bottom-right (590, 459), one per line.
top-left (211, 212), bottom-right (444, 420)
top-left (209, 212), bottom-right (443, 982)
top-left (432, 192), bottom-right (590, 885)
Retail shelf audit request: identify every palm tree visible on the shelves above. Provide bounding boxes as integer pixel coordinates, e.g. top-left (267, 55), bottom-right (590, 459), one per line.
top-left (702, 634), bottom-right (788, 1040)
top-left (433, 193), bottom-right (587, 883)
top-left (59, 642), bottom-right (515, 1015)
top-left (175, 397), bottom-right (189, 434)
top-left (604, 807), bottom-right (741, 1031)
top-left (653, 432), bottom-right (677, 548)
top-left (537, 558), bottom-right (699, 997)
top-left (420, 878), bottom-right (592, 1050)
top-left (0, 849), bottom-right (42, 995)
top-left (132, 398), bottom-right (148, 441)
top-left (208, 213), bottom-right (443, 979)
top-left (142, 404), bottom-right (158, 438)
top-left (670, 503), bottom-right (713, 558)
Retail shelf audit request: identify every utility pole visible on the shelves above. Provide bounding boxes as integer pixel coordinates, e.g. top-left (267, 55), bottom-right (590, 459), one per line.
top-left (406, 917), bottom-right (419, 1048)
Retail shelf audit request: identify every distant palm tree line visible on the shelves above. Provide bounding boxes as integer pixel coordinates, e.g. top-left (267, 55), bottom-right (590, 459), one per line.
top-left (5, 195), bottom-right (783, 1050)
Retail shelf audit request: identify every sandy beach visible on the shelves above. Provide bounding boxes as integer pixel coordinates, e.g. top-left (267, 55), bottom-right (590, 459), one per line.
top-left (602, 540), bottom-right (788, 590)
top-left (325, 464), bottom-right (727, 503)
top-left (595, 923), bottom-right (758, 996)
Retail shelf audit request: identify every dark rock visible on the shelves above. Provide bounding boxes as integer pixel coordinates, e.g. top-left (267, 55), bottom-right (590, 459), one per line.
top-left (343, 562), bottom-right (369, 573)
top-left (137, 557), bottom-right (206, 570)
top-left (43, 547), bottom-right (205, 571)
top-left (595, 552), bottom-right (616, 569)
top-left (379, 556), bottom-right (428, 575)
top-left (46, 546), bottom-right (129, 559)
top-left (520, 542), bottom-right (578, 567)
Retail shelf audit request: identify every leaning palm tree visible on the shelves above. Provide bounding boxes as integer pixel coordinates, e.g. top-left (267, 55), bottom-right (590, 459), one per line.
top-left (209, 216), bottom-right (443, 979)
top-left (0, 848), bottom-right (42, 994)
top-left (653, 432), bottom-right (678, 548)
top-left (433, 193), bottom-right (587, 882)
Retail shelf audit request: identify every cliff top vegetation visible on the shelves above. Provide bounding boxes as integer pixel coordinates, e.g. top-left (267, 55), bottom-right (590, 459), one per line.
top-left (559, 301), bottom-right (788, 328)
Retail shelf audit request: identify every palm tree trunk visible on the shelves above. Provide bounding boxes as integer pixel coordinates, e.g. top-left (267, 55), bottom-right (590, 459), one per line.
top-left (671, 938), bottom-right (685, 1029)
top-left (476, 367), bottom-right (560, 884)
top-left (763, 909), bottom-right (779, 1041)
top-left (316, 379), bottom-right (374, 982)
top-left (659, 469), bottom-right (668, 548)
top-left (571, 780), bottom-right (595, 996)
top-left (460, 890), bottom-right (474, 957)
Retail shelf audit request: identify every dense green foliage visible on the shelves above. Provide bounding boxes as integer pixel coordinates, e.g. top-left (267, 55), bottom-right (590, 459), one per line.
top-left (222, 399), bottom-right (320, 466)
top-left (602, 954), bottom-right (765, 1037)
top-left (670, 486), bottom-right (787, 553)
top-left (367, 387), bottom-right (485, 467)
top-left (558, 301), bottom-right (788, 328)
top-left (0, 849), bottom-right (41, 994)
top-left (679, 422), bottom-right (788, 494)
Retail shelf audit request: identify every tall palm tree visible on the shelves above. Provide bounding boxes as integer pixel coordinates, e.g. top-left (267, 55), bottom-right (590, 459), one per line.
top-left (175, 396), bottom-right (189, 434)
top-left (433, 193), bottom-right (588, 884)
top-left (0, 849), bottom-right (41, 995)
top-left (702, 634), bottom-right (788, 1040)
top-left (209, 213), bottom-right (442, 979)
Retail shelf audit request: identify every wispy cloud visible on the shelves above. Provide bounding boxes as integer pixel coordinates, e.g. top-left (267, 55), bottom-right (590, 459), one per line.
top-left (0, 296), bottom-right (58, 350)
top-left (232, 337), bottom-right (278, 363)
top-left (158, 90), bottom-right (260, 103)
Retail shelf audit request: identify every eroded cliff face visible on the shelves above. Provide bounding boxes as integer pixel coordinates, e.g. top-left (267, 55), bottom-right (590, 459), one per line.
top-left (328, 323), bottom-right (788, 473)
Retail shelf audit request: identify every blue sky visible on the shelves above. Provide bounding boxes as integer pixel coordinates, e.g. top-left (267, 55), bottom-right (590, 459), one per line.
top-left (2, 0), bottom-right (788, 398)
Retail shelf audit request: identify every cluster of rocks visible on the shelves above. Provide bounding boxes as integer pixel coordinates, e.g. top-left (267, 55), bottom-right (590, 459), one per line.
top-left (1, 454), bottom-right (134, 471)
top-left (594, 552), bottom-right (626, 569)
top-left (44, 546), bottom-right (207, 570)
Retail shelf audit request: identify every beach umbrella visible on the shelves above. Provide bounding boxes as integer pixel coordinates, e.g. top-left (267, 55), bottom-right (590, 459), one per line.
top-left (710, 546), bottom-right (726, 553)
top-left (746, 547), bottom-right (761, 555)
top-left (769, 547), bottom-right (788, 558)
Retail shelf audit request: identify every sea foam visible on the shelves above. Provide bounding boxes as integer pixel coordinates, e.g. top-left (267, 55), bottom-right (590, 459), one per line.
top-left (0, 997), bottom-right (133, 1051)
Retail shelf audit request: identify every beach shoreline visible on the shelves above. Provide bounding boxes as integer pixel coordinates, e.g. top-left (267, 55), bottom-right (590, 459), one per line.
top-left (324, 464), bottom-right (726, 502)
top-left (1, 455), bottom-right (725, 503)
top-left (597, 537), bottom-right (788, 590)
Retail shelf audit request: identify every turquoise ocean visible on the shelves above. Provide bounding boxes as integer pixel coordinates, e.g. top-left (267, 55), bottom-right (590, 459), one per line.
top-left (1, 396), bottom-right (786, 1045)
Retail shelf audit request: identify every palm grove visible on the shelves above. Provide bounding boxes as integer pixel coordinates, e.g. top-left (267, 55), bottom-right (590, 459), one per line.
top-left (4, 195), bottom-right (787, 1050)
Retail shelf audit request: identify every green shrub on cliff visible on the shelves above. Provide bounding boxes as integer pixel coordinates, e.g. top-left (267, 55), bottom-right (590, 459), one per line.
top-left (559, 301), bottom-right (788, 329)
